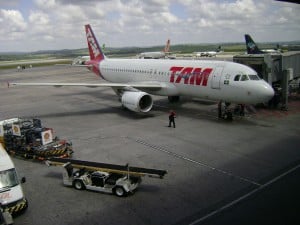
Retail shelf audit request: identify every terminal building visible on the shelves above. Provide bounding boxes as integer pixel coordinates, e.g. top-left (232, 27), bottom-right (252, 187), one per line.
top-left (233, 51), bottom-right (300, 109)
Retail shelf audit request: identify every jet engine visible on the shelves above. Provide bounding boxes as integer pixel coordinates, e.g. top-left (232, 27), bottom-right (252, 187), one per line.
top-left (121, 91), bottom-right (153, 113)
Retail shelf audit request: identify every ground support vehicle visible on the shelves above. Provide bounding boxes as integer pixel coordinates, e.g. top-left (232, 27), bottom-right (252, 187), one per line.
top-left (46, 157), bottom-right (167, 197)
top-left (0, 118), bottom-right (73, 160)
top-left (0, 144), bottom-right (27, 217)
top-left (0, 207), bottom-right (13, 225)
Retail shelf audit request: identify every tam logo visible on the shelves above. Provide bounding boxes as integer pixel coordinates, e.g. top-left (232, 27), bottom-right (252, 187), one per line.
top-left (86, 28), bottom-right (100, 58)
top-left (169, 67), bottom-right (213, 86)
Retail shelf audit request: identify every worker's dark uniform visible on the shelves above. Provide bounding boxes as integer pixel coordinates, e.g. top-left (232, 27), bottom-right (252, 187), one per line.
top-left (168, 111), bottom-right (176, 128)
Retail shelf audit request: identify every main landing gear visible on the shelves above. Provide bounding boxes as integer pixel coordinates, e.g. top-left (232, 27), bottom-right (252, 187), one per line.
top-left (218, 101), bottom-right (245, 121)
top-left (168, 96), bottom-right (180, 103)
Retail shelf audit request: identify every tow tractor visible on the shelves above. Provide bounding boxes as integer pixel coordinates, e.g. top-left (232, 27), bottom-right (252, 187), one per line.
top-left (46, 157), bottom-right (167, 197)
top-left (0, 118), bottom-right (73, 160)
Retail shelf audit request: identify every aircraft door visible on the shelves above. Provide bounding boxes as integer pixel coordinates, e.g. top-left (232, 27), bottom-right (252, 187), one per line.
top-left (211, 67), bottom-right (223, 89)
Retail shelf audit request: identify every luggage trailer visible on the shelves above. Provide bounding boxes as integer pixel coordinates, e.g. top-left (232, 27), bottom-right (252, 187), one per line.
top-left (0, 118), bottom-right (73, 161)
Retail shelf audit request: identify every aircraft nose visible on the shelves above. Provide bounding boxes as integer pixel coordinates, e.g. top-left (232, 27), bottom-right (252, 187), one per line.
top-left (265, 85), bottom-right (275, 99)
top-left (257, 82), bottom-right (274, 102)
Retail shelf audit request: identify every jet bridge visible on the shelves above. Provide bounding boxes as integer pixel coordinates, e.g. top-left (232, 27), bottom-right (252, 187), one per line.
top-left (233, 51), bottom-right (300, 109)
top-left (46, 157), bottom-right (167, 179)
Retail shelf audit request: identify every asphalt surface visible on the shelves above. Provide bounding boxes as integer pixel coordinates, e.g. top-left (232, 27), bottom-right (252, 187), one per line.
top-left (202, 165), bottom-right (300, 225)
top-left (0, 65), bottom-right (299, 225)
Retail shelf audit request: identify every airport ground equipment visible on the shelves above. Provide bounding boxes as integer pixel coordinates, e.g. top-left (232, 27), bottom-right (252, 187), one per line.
top-left (0, 207), bottom-right (13, 225)
top-left (46, 157), bottom-right (167, 197)
top-left (0, 118), bottom-right (73, 160)
top-left (0, 144), bottom-right (27, 217)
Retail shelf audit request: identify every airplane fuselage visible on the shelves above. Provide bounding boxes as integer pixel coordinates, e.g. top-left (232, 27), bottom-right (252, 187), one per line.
top-left (138, 52), bottom-right (166, 59)
top-left (10, 25), bottom-right (275, 114)
top-left (194, 51), bottom-right (217, 57)
top-left (98, 58), bottom-right (274, 104)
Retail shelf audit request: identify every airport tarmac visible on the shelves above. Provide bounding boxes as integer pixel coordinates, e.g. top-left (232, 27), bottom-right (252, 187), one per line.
top-left (0, 65), bottom-right (299, 225)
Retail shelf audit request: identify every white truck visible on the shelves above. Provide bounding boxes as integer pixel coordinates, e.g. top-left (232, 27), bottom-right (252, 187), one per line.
top-left (0, 208), bottom-right (13, 225)
top-left (0, 144), bottom-right (27, 216)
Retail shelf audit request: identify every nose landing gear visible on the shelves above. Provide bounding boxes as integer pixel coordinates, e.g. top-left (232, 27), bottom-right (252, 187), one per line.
top-left (218, 101), bottom-right (245, 121)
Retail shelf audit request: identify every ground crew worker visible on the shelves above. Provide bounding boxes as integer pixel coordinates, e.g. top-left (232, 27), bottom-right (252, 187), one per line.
top-left (168, 110), bottom-right (176, 128)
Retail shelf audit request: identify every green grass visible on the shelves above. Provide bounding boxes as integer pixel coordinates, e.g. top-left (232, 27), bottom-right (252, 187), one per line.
top-left (1, 40), bottom-right (298, 70)
top-left (0, 59), bottom-right (72, 70)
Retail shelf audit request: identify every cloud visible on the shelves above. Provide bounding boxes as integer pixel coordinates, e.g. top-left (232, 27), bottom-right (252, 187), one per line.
top-left (28, 11), bottom-right (54, 41)
top-left (0, 0), bottom-right (300, 51)
top-left (34, 0), bottom-right (57, 10)
top-left (29, 11), bottom-right (50, 25)
top-left (0, 9), bottom-right (27, 40)
top-left (0, 0), bottom-right (22, 7)
top-left (55, 5), bottom-right (87, 24)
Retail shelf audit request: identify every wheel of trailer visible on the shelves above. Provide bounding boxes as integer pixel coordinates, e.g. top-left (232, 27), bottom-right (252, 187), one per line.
top-left (73, 180), bottom-right (85, 190)
top-left (114, 186), bottom-right (126, 197)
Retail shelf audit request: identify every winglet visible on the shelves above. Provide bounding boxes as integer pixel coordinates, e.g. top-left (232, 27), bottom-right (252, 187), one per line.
top-left (85, 24), bottom-right (105, 61)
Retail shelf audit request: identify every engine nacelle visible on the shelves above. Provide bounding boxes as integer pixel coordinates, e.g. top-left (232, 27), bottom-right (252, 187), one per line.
top-left (121, 91), bottom-right (153, 113)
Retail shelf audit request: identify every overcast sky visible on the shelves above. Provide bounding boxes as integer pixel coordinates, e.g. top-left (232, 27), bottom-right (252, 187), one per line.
top-left (0, 0), bottom-right (299, 52)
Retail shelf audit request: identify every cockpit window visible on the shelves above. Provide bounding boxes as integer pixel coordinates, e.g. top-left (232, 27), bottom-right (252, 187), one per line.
top-left (234, 75), bottom-right (241, 81)
top-left (234, 74), bottom-right (260, 81)
top-left (241, 75), bottom-right (249, 81)
top-left (248, 75), bottom-right (260, 80)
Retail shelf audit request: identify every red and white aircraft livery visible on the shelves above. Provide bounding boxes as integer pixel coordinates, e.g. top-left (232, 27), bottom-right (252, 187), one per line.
top-left (11, 24), bottom-right (274, 114)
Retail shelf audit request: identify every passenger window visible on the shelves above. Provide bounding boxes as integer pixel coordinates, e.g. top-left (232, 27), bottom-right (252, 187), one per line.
top-left (234, 75), bottom-right (240, 81)
top-left (241, 75), bottom-right (249, 81)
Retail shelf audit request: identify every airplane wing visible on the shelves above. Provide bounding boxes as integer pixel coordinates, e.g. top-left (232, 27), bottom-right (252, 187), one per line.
top-left (9, 81), bottom-right (162, 90)
top-left (55, 64), bottom-right (93, 68)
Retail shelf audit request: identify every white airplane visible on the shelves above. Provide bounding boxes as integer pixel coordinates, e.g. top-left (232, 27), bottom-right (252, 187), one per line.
top-left (72, 56), bottom-right (90, 65)
top-left (138, 39), bottom-right (172, 59)
top-left (193, 46), bottom-right (222, 57)
top-left (10, 24), bottom-right (274, 117)
top-left (245, 34), bottom-right (281, 54)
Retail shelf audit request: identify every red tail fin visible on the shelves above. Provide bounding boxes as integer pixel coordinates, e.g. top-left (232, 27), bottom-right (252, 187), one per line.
top-left (164, 39), bottom-right (170, 53)
top-left (85, 24), bottom-right (105, 61)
